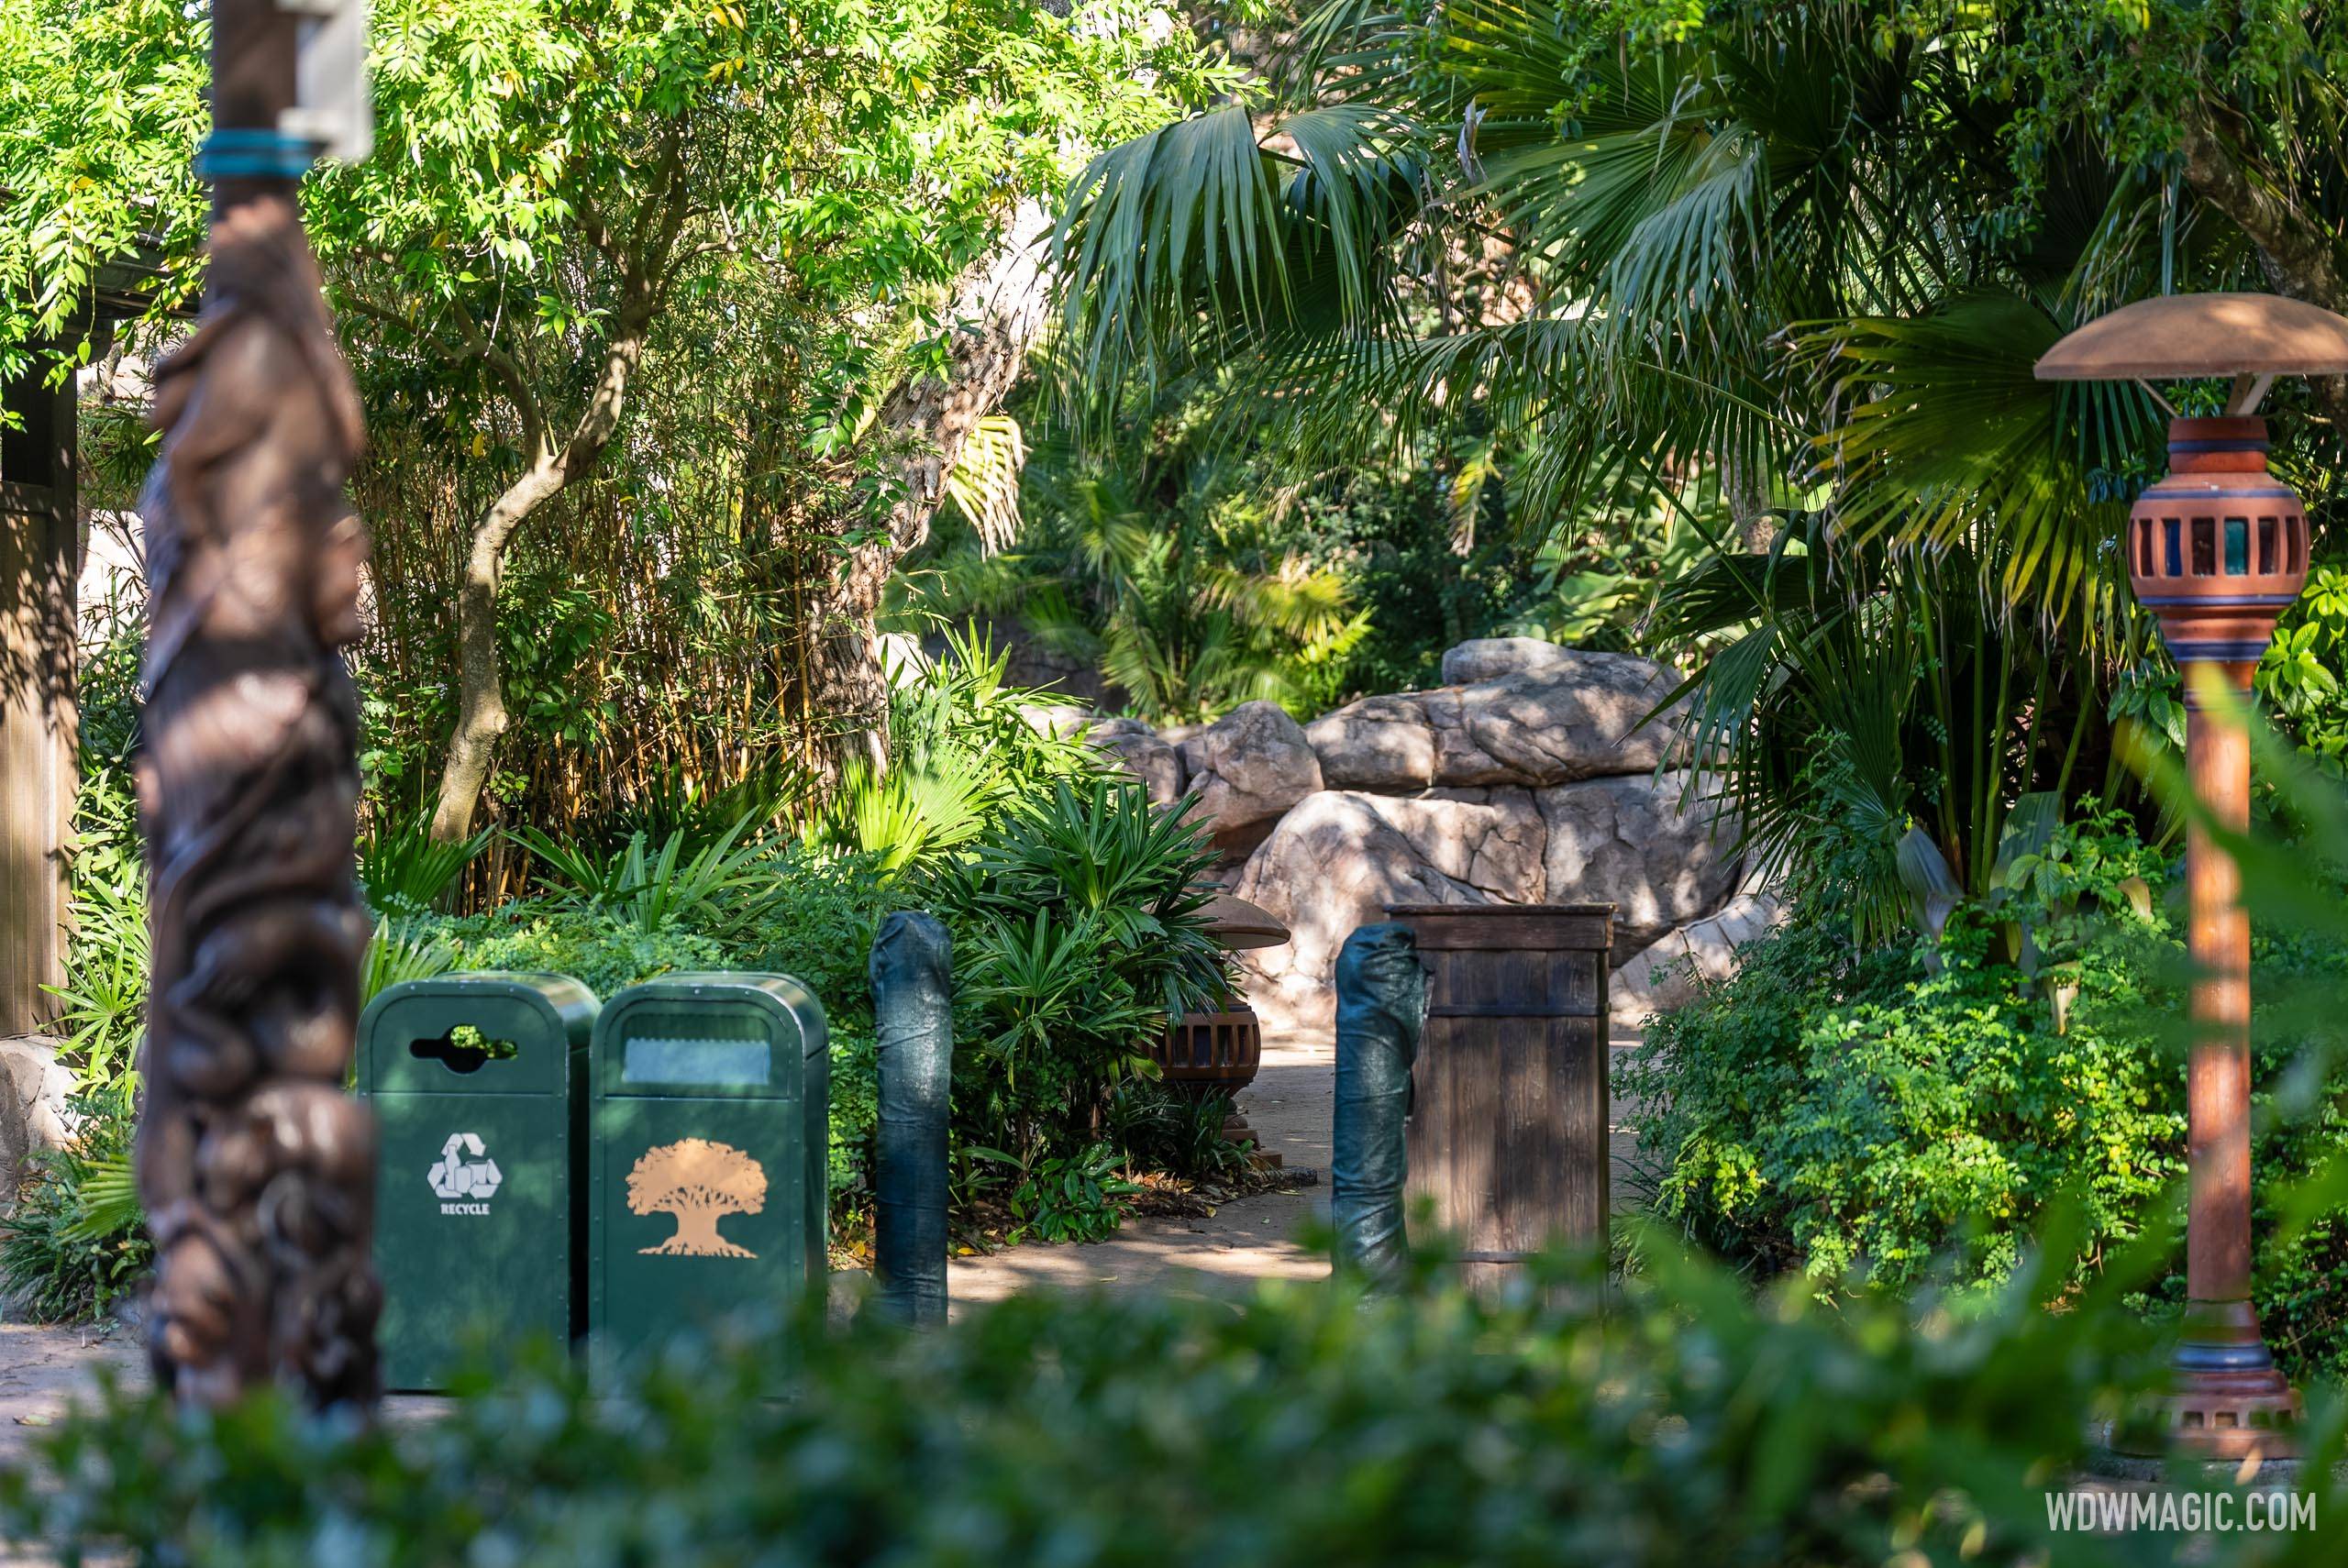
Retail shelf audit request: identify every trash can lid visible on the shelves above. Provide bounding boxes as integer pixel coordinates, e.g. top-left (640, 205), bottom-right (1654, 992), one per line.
top-left (358, 971), bottom-right (601, 1094)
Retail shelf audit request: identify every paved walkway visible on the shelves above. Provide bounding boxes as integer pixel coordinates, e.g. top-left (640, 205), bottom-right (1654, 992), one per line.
top-left (948, 1029), bottom-right (1337, 1309)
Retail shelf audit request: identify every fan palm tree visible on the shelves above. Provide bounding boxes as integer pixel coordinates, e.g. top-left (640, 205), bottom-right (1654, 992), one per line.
top-left (1056, 2), bottom-right (2183, 611)
top-left (1048, 0), bottom-right (2284, 909)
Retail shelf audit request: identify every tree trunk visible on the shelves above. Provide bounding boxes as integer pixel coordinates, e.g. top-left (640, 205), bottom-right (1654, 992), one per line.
top-left (426, 300), bottom-right (653, 842)
top-left (1722, 447), bottom-right (1775, 554)
top-left (805, 199), bottom-right (1058, 772)
top-left (2177, 103), bottom-right (2348, 426)
top-left (427, 459), bottom-right (562, 841)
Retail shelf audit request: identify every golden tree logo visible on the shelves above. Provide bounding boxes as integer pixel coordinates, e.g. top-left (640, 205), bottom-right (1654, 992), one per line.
top-left (626, 1138), bottom-right (767, 1258)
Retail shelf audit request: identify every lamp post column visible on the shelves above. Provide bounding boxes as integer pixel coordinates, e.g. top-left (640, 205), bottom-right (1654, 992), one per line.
top-left (134, 0), bottom-right (381, 1408)
top-left (2033, 293), bottom-right (2348, 1460)
top-left (2123, 416), bottom-right (2302, 1458)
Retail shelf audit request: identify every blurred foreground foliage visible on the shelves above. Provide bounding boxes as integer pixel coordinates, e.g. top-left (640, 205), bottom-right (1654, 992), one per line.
top-left (16, 1223), bottom-right (2346, 1568)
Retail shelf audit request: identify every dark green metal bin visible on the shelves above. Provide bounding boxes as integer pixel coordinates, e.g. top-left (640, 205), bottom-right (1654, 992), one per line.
top-left (588, 973), bottom-right (828, 1363)
top-left (357, 973), bottom-right (599, 1391)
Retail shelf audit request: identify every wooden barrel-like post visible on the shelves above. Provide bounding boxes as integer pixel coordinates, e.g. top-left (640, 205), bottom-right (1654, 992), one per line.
top-left (1385, 903), bottom-right (1612, 1289)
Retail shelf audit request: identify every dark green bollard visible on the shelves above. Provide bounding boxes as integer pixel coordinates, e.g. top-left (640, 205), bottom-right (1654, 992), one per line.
top-left (871, 911), bottom-right (952, 1327)
top-left (357, 973), bottom-right (599, 1392)
top-left (587, 974), bottom-right (828, 1364)
top-left (1332, 923), bottom-right (1424, 1285)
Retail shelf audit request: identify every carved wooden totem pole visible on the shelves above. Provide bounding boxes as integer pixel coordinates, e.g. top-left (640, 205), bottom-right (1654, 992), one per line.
top-left (136, 0), bottom-right (381, 1407)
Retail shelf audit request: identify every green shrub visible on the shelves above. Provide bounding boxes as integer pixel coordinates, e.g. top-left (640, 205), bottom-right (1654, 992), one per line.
top-left (0, 1088), bottom-right (150, 1325)
top-left (1627, 806), bottom-right (2348, 1378)
top-left (1633, 910), bottom-right (2184, 1292)
top-left (929, 778), bottom-right (1226, 1172)
top-left (3, 1229), bottom-right (2265, 1568)
top-left (1103, 1080), bottom-right (1250, 1182)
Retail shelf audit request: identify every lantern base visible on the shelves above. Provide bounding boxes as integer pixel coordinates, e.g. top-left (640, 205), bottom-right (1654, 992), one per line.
top-left (2114, 1300), bottom-right (2302, 1460)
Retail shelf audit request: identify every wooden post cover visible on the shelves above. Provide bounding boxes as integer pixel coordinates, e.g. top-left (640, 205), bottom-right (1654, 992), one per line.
top-left (0, 343), bottom-right (79, 1040)
top-left (1385, 903), bottom-right (1612, 1286)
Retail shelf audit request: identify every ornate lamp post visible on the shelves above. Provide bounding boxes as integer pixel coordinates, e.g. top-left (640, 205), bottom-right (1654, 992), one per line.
top-left (2039, 293), bottom-right (2348, 1459)
top-left (136, 0), bottom-right (379, 1407)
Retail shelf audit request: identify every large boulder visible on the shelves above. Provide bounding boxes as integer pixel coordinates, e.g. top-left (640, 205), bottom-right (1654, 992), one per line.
top-left (1609, 880), bottom-right (1788, 1026)
top-left (1357, 788), bottom-right (1545, 904)
top-left (1304, 692), bottom-right (1437, 791)
top-left (0, 1036), bottom-right (79, 1209)
top-left (1441, 636), bottom-right (1595, 685)
top-left (1537, 771), bottom-right (1742, 949)
top-left (1085, 717), bottom-right (1183, 805)
top-left (1304, 646), bottom-right (1688, 791)
top-left (1439, 657), bottom-right (1688, 785)
top-left (1178, 700), bottom-right (1324, 837)
top-left (1233, 792), bottom-right (1489, 1027)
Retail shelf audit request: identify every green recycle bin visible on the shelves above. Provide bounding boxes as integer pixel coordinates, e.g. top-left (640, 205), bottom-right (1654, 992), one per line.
top-left (357, 972), bottom-right (599, 1392)
top-left (588, 973), bottom-right (828, 1363)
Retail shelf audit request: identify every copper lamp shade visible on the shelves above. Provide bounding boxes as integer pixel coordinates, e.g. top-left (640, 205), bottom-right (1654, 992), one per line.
top-left (1201, 892), bottom-right (1290, 951)
top-left (2038, 292), bottom-right (2348, 1460)
top-left (2035, 292), bottom-right (2348, 381)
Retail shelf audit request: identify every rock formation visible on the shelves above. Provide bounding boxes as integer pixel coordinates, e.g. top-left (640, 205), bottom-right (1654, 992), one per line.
top-left (1084, 638), bottom-right (1773, 1027)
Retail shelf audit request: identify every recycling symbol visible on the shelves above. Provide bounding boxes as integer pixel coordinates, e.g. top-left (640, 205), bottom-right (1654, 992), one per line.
top-left (427, 1132), bottom-right (503, 1201)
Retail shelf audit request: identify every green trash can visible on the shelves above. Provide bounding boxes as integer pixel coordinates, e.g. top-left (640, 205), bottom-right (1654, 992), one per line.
top-left (357, 972), bottom-right (599, 1391)
top-left (588, 973), bottom-right (828, 1364)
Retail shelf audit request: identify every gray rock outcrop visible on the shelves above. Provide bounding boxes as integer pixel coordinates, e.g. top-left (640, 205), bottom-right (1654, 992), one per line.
top-left (1608, 879), bottom-right (1788, 1026)
top-left (1232, 776), bottom-right (1737, 1027)
top-left (1177, 700), bottom-right (1324, 837)
top-left (1232, 792), bottom-right (1490, 1026)
top-left (1305, 648), bottom-right (1689, 792)
top-left (1085, 717), bottom-right (1184, 805)
top-left (0, 1036), bottom-right (80, 1209)
top-left (1081, 638), bottom-right (1752, 1026)
top-left (1536, 772), bottom-right (1742, 949)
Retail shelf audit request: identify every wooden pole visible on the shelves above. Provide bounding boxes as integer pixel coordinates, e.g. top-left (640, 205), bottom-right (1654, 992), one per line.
top-left (2154, 664), bottom-right (2299, 1456)
top-left (2184, 675), bottom-right (2254, 1312)
top-left (134, 0), bottom-right (381, 1408)
top-left (0, 339), bottom-right (78, 1042)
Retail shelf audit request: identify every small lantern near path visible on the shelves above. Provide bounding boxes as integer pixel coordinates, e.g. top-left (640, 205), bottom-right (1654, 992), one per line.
top-left (2039, 292), bottom-right (2348, 1459)
top-left (1151, 894), bottom-right (1290, 1163)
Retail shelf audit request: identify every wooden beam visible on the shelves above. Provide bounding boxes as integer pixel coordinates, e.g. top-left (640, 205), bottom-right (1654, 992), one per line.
top-left (0, 346), bottom-right (78, 1041)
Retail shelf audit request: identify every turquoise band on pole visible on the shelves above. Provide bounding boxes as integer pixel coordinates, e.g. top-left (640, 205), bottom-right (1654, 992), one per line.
top-left (194, 128), bottom-right (322, 182)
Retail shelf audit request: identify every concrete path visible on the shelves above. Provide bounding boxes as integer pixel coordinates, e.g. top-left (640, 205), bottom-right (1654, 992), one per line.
top-left (946, 1027), bottom-right (1653, 1303)
top-left (947, 1028), bottom-right (1336, 1309)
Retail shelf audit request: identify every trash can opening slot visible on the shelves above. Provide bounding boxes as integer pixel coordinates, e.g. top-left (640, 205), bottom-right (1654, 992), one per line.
top-left (408, 1026), bottom-right (522, 1076)
top-left (622, 1027), bottom-right (771, 1088)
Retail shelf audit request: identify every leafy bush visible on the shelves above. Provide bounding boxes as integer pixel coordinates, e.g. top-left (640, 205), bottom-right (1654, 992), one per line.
top-left (357, 809), bottom-right (493, 914)
top-left (1103, 1080), bottom-right (1250, 1183)
top-left (1632, 908), bottom-right (2183, 1290)
top-left (930, 778), bottom-right (1227, 1171)
top-left (2258, 561), bottom-right (2348, 773)
top-left (11, 1224), bottom-right (2298, 1568)
top-left (0, 1088), bottom-right (150, 1324)
top-left (811, 628), bottom-right (1096, 875)
top-left (1627, 803), bottom-right (2348, 1378)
